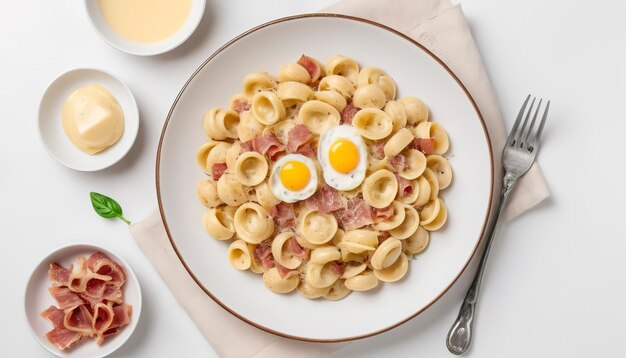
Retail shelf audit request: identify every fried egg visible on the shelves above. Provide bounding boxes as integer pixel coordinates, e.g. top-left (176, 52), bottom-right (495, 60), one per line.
top-left (269, 154), bottom-right (318, 203)
top-left (318, 125), bottom-right (367, 190)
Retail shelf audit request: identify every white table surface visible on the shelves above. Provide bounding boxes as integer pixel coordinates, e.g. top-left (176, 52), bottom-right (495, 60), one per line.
top-left (2, 0), bottom-right (624, 357)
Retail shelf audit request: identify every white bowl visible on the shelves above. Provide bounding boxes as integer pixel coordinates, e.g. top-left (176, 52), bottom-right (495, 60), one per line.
top-left (83, 0), bottom-right (206, 56)
top-left (24, 243), bottom-right (142, 358)
top-left (38, 68), bottom-right (139, 172)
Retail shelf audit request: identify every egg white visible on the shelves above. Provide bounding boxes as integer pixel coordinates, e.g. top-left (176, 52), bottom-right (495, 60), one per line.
top-left (318, 125), bottom-right (368, 191)
top-left (269, 154), bottom-right (318, 203)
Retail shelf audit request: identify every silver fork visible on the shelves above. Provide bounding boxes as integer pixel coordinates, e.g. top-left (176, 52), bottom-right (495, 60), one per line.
top-left (446, 95), bottom-right (550, 355)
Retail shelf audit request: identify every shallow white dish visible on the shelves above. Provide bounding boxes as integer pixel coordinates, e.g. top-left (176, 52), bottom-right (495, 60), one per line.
top-left (157, 14), bottom-right (494, 341)
top-left (83, 0), bottom-right (206, 56)
top-left (24, 243), bottom-right (142, 358)
top-left (38, 68), bottom-right (139, 172)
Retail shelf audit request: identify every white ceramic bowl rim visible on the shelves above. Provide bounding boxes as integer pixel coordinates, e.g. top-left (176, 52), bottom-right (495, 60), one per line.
top-left (156, 13), bottom-right (494, 342)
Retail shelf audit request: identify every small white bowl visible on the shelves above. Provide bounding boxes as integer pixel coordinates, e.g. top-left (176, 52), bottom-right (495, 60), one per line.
top-left (24, 243), bottom-right (142, 358)
top-left (38, 68), bottom-right (139, 172)
top-left (83, 0), bottom-right (206, 56)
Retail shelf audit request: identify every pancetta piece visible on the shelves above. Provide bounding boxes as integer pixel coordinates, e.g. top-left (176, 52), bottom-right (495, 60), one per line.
top-left (334, 197), bottom-right (373, 230)
top-left (48, 263), bottom-right (72, 286)
top-left (87, 252), bottom-right (126, 288)
top-left (45, 327), bottom-right (82, 351)
top-left (297, 54), bottom-right (322, 82)
top-left (269, 202), bottom-right (296, 229)
top-left (286, 124), bottom-right (315, 157)
top-left (305, 184), bottom-right (345, 213)
top-left (211, 162), bottom-right (228, 180)
top-left (340, 101), bottom-right (360, 125)
top-left (395, 174), bottom-right (413, 197)
top-left (41, 306), bottom-right (65, 328)
top-left (64, 305), bottom-right (94, 336)
top-left (49, 286), bottom-right (84, 310)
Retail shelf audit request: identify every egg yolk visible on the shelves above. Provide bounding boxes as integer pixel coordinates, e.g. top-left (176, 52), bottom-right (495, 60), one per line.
top-left (279, 161), bottom-right (311, 191)
top-left (329, 139), bottom-right (359, 174)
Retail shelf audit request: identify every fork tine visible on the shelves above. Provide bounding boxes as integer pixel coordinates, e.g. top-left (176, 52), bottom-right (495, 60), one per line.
top-left (522, 98), bottom-right (542, 146)
top-left (507, 95), bottom-right (531, 146)
top-left (514, 97), bottom-right (535, 147)
top-left (531, 100), bottom-right (550, 148)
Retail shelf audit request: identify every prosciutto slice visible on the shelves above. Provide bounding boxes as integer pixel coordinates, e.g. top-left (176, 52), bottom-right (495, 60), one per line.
top-left (334, 197), bottom-right (373, 230)
top-left (109, 304), bottom-right (132, 330)
top-left (297, 54), bottom-right (322, 82)
top-left (276, 263), bottom-right (297, 279)
top-left (87, 252), bottom-right (126, 287)
top-left (378, 231), bottom-right (391, 244)
top-left (231, 98), bottom-right (250, 114)
top-left (305, 184), bottom-right (344, 214)
top-left (45, 327), bottom-right (82, 351)
top-left (253, 240), bottom-right (275, 269)
top-left (211, 162), bottom-right (228, 180)
top-left (41, 306), bottom-right (65, 328)
top-left (396, 174), bottom-right (414, 197)
top-left (246, 134), bottom-right (286, 161)
top-left (102, 285), bottom-right (124, 304)
top-left (371, 141), bottom-right (385, 160)
top-left (330, 261), bottom-right (345, 277)
top-left (411, 137), bottom-right (435, 155)
top-left (287, 237), bottom-right (308, 259)
top-left (92, 302), bottom-right (115, 336)
top-left (372, 205), bottom-right (394, 223)
top-left (269, 202), bottom-right (295, 229)
top-left (49, 286), bottom-right (84, 310)
top-left (64, 305), bottom-right (94, 336)
top-left (286, 124), bottom-right (315, 157)
top-left (388, 154), bottom-right (407, 172)
top-left (49, 263), bottom-right (72, 286)
top-left (67, 257), bottom-right (88, 292)
top-left (340, 101), bottom-right (360, 125)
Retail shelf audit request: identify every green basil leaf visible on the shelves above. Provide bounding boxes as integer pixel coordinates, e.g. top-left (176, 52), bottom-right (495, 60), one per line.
top-left (90, 192), bottom-right (131, 225)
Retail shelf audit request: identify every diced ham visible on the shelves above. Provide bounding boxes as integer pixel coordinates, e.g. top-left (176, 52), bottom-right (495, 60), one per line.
top-left (371, 141), bottom-right (385, 160)
top-left (297, 54), bottom-right (322, 82)
top-left (276, 263), bottom-right (297, 279)
top-left (231, 98), bottom-right (250, 114)
top-left (388, 154), bottom-right (407, 172)
top-left (305, 184), bottom-right (345, 214)
top-left (87, 252), bottom-right (126, 288)
top-left (411, 138), bottom-right (436, 155)
top-left (287, 237), bottom-right (307, 259)
top-left (49, 286), bottom-right (84, 310)
top-left (330, 261), bottom-right (345, 277)
top-left (252, 134), bottom-right (286, 161)
top-left (64, 305), bottom-right (94, 336)
top-left (49, 263), bottom-right (72, 286)
top-left (372, 205), bottom-right (394, 223)
top-left (378, 231), bottom-right (391, 244)
top-left (210, 162), bottom-right (228, 180)
top-left (396, 174), bottom-right (414, 197)
top-left (287, 124), bottom-right (316, 157)
top-left (269, 202), bottom-right (295, 229)
top-left (45, 327), bottom-right (82, 351)
top-left (340, 101), bottom-right (360, 125)
top-left (41, 306), bottom-right (65, 328)
top-left (334, 197), bottom-right (373, 230)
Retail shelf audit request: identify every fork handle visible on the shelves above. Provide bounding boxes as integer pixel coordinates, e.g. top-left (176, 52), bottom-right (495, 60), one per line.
top-left (446, 172), bottom-right (517, 355)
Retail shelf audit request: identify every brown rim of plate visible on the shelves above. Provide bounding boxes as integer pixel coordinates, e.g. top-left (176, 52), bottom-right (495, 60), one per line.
top-left (156, 13), bottom-right (495, 343)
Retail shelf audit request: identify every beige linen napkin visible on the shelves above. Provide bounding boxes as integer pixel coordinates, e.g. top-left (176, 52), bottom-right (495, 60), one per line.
top-left (130, 0), bottom-right (550, 357)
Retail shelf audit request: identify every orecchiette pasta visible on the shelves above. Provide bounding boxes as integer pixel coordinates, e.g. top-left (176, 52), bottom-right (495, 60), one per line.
top-left (352, 85), bottom-right (387, 109)
top-left (227, 239), bottom-right (252, 270)
top-left (263, 267), bottom-right (299, 293)
top-left (362, 169), bottom-right (398, 208)
top-left (384, 128), bottom-right (414, 157)
top-left (233, 202), bottom-right (274, 243)
top-left (243, 72), bottom-right (277, 98)
top-left (325, 55), bottom-right (360, 84)
top-left (352, 108), bottom-right (393, 140)
top-left (277, 81), bottom-right (314, 107)
top-left (278, 63), bottom-right (311, 84)
top-left (216, 173), bottom-right (248, 206)
top-left (389, 205), bottom-right (420, 240)
top-left (196, 54), bottom-right (454, 299)
top-left (344, 270), bottom-right (379, 291)
top-left (300, 210), bottom-right (338, 245)
top-left (196, 179), bottom-right (222, 208)
top-left (298, 100), bottom-right (340, 135)
top-left (319, 75), bottom-right (355, 98)
top-left (374, 253), bottom-right (408, 282)
top-left (203, 206), bottom-right (236, 240)
top-left (403, 226), bottom-right (430, 255)
top-left (396, 149), bottom-right (427, 180)
top-left (399, 96), bottom-right (429, 124)
top-left (234, 151), bottom-right (268, 187)
top-left (204, 108), bottom-right (239, 140)
top-left (314, 90), bottom-right (347, 112)
top-left (251, 91), bottom-right (286, 125)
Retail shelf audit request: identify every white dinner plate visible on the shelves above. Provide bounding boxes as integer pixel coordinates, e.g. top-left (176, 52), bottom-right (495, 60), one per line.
top-left (38, 68), bottom-right (139, 172)
top-left (24, 243), bottom-right (142, 357)
top-left (157, 14), bottom-right (493, 341)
